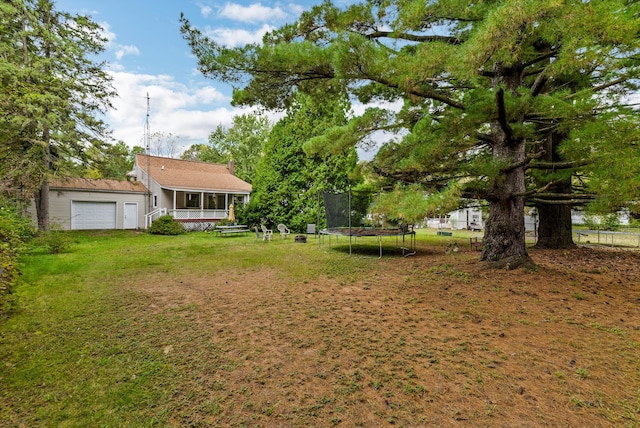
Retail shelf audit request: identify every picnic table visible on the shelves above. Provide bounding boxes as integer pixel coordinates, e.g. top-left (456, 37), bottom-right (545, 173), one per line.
top-left (214, 224), bottom-right (250, 236)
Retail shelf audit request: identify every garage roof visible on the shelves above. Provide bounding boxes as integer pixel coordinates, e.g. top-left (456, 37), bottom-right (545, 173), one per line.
top-left (135, 154), bottom-right (252, 193)
top-left (50, 177), bottom-right (148, 193)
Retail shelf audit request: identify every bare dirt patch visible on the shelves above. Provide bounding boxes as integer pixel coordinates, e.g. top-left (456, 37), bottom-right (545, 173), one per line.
top-left (133, 245), bottom-right (640, 427)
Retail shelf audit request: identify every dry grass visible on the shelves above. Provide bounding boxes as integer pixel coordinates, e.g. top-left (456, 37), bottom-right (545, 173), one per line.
top-left (131, 245), bottom-right (640, 427)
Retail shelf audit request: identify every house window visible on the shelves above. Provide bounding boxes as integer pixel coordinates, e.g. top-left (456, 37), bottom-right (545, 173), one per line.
top-left (216, 194), bottom-right (225, 209)
top-left (186, 193), bottom-right (200, 208)
top-left (207, 194), bottom-right (217, 209)
top-left (207, 194), bottom-right (227, 209)
top-left (234, 195), bottom-right (246, 206)
top-left (153, 195), bottom-right (158, 208)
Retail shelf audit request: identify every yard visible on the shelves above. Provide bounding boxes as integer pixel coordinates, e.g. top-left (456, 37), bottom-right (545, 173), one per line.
top-left (1, 230), bottom-right (639, 427)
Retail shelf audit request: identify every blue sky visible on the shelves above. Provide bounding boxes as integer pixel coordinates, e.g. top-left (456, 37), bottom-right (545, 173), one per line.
top-left (54, 0), bottom-right (314, 152)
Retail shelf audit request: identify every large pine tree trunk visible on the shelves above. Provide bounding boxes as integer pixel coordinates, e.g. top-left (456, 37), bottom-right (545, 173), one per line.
top-left (35, 179), bottom-right (50, 232)
top-left (481, 68), bottom-right (531, 269)
top-left (535, 200), bottom-right (574, 249)
top-left (534, 132), bottom-right (575, 249)
top-left (481, 142), bottom-right (530, 269)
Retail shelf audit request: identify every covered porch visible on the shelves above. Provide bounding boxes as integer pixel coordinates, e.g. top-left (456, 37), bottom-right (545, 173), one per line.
top-left (167, 188), bottom-right (247, 218)
top-left (146, 188), bottom-right (249, 230)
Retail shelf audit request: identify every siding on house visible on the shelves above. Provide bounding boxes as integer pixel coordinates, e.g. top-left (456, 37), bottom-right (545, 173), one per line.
top-left (28, 178), bottom-right (148, 230)
top-left (133, 154), bottom-right (252, 214)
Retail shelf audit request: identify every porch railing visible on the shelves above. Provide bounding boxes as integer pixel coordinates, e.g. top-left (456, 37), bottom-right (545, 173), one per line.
top-left (145, 208), bottom-right (167, 228)
top-left (169, 209), bottom-right (228, 220)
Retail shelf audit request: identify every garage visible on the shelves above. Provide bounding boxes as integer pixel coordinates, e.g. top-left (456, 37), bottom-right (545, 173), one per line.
top-left (71, 201), bottom-right (117, 230)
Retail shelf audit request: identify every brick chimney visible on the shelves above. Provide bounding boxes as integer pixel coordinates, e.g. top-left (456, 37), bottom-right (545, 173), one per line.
top-left (228, 160), bottom-right (235, 176)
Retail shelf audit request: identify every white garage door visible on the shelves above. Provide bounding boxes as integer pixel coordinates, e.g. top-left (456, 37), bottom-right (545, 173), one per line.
top-left (71, 201), bottom-right (117, 230)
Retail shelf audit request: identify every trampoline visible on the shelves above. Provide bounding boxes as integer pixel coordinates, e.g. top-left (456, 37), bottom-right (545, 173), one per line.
top-left (320, 191), bottom-right (416, 257)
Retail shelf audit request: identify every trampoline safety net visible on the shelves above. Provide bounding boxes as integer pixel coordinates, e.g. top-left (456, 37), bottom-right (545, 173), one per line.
top-left (322, 191), bottom-right (371, 229)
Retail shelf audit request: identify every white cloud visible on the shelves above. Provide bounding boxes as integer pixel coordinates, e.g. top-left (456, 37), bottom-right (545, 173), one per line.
top-left (285, 3), bottom-right (305, 16)
top-left (98, 22), bottom-right (140, 61)
top-left (219, 2), bottom-right (287, 23)
top-left (98, 21), bottom-right (117, 45)
top-left (115, 45), bottom-right (140, 60)
top-left (105, 71), bottom-right (245, 149)
top-left (200, 5), bottom-right (213, 17)
top-left (205, 24), bottom-right (275, 47)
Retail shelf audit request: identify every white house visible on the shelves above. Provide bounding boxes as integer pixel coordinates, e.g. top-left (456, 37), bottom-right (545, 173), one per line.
top-left (428, 206), bottom-right (538, 232)
top-left (29, 155), bottom-right (252, 231)
top-left (132, 154), bottom-right (252, 230)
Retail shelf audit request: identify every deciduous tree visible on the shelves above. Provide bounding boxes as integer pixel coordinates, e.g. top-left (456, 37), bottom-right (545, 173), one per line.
top-left (202, 113), bottom-right (271, 183)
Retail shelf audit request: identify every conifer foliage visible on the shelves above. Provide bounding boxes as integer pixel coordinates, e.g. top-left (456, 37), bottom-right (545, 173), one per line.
top-left (0, 0), bottom-right (115, 230)
top-left (182, 1), bottom-right (640, 268)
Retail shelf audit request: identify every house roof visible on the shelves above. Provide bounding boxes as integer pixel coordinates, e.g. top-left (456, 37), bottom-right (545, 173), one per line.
top-left (50, 177), bottom-right (148, 193)
top-left (135, 154), bottom-right (252, 193)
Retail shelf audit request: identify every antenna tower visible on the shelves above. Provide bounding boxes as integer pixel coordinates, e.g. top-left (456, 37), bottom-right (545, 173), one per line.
top-left (144, 92), bottom-right (150, 154)
top-left (144, 93), bottom-right (151, 219)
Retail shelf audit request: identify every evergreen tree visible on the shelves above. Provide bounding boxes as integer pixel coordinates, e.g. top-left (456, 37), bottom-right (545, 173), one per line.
top-left (0, 0), bottom-right (115, 230)
top-left (182, 1), bottom-right (640, 268)
top-left (244, 91), bottom-right (358, 232)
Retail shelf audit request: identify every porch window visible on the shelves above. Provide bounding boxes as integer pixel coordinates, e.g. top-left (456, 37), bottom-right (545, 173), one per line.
top-left (153, 195), bottom-right (158, 208)
top-left (206, 194), bottom-right (227, 209)
top-left (186, 193), bottom-right (200, 208)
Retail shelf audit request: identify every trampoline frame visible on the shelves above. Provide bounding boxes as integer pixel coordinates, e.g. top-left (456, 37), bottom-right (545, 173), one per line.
top-left (320, 190), bottom-right (416, 258)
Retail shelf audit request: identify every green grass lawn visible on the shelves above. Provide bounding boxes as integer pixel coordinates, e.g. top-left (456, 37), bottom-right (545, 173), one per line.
top-left (2, 230), bottom-right (407, 427)
top-left (3, 229), bottom-right (638, 427)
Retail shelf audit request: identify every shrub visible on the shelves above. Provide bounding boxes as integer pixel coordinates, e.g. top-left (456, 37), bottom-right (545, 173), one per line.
top-left (148, 215), bottom-right (185, 235)
top-left (0, 201), bottom-right (35, 319)
top-left (0, 204), bottom-right (34, 248)
top-left (602, 214), bottom-right (621, 231)
top-left (582, 215), bottom-right (599, 230)
top-left (34, 223), bottom-right (72, 254)
top-left (583, 214), bottom-right (622, 231)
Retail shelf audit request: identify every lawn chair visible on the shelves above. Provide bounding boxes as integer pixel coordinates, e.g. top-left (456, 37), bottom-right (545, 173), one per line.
top-left (255, 225), bottom-right (271, 242)
top-left (277, 223), bottom-right (291, 239)
top-left (306, 223), bottom-right (316, 238)
top-left (260, 224), bottom-right (273, 241)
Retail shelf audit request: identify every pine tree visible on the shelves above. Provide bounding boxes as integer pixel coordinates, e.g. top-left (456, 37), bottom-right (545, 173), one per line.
top-left (0, 0), bottom-right (115, 230)
top-left (181, 1), bottom-right (640, 267)
top-left (245, 91), bottom-right (358, 232)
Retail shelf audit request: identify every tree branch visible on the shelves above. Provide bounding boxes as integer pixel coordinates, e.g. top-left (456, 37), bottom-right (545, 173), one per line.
top-left (522, 49), bottom-right (559, 69)
top-left (365, 31), bottom-right (460, 45)
top-left (527, 159), bottom-right (590, 170)
top-left (530, 71), bottom-right (548, 97)
top-left (501, 151), bottom-right (544, 172)
top-left (529, 198), bottom-right (594, 206)
top-left (369, 75), bottom-right (465, 109)
top-left (532, 193), bottom-right (596, 200)
top-left (514, 180), bottom-right (555, 198)
top-left (563, 76), bottom-right (629, 101)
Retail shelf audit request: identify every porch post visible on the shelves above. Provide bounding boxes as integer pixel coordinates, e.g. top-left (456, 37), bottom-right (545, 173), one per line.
top-left (173, 190), bottom-right (176, 214)
top-left (201, 192), bottom-right (205, 218)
